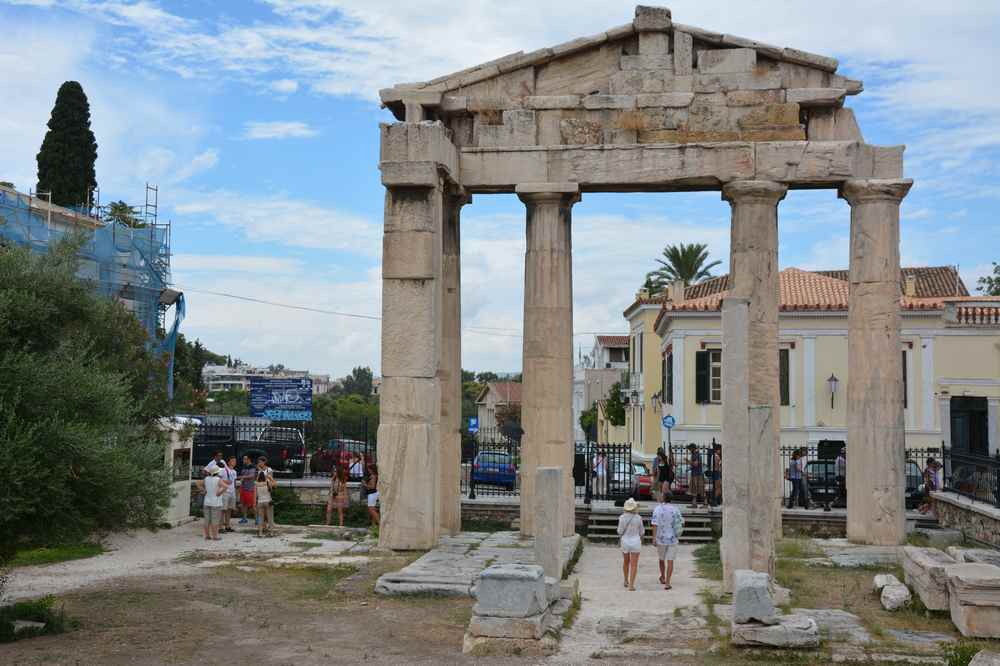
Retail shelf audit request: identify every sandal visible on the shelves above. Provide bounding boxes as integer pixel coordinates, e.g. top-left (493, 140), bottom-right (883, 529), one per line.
top-left (664, 584), bottom-right (673, 590)
top-left (628, 586), bottom-right (636, 592)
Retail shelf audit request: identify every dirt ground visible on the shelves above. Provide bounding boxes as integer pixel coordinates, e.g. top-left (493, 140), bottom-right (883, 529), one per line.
top-left (2, 553), bottom-right (483, 665)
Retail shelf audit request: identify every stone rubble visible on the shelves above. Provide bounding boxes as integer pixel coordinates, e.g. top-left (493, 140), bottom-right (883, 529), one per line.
top-left (880, 583), bottom-right (912, 611)
top-left (945, 562), bottom-right (1000, 638)
top-left (731, 614), bottom-right (821, 648)
top-left (873, 573), bottom-right (902, 592)
top-left (901, 546), bottom-right (956, 611)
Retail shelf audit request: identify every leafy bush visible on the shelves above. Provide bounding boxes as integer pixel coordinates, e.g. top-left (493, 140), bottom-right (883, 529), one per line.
top-left (0, 241), bottom-right (172, 557)
top-left (0, 596), bottom-right (75, 642)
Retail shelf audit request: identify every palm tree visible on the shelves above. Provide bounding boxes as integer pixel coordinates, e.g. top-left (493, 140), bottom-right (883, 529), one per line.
top-left (645, 242), bottom-right (721, 294)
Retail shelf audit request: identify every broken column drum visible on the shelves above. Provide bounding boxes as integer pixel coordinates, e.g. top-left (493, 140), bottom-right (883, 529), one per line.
top-left (375, 5), bottom-right (912, 553)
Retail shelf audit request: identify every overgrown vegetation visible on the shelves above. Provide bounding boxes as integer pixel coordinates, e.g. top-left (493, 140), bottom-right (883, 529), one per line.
top-left (10, 543), bottom-right (104, 567)
top-left (562, 538), bottom-right (584, 579)
top-left (776, 537), bottom-right (823, 560)
top-left (0, 240), bottom-right (172, 558)
top-left (460, 517), bottom-right (511, 533)
top-left (693, 541), bottom-right (723, 581)
top-left (0, 596), bottom-right (75, 643)
top-left (562, 589), bottom-right (582, 629)
top-left (271, 487), bottom-right (372, 527)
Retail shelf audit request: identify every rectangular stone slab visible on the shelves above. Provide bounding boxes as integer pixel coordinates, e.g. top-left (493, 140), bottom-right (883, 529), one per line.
top-left (946, 563), bottom-right (1000, 607)
top-left (902, 546), bottom-right (956, 611)
top-left (473, 563), bottom-right (548, 618)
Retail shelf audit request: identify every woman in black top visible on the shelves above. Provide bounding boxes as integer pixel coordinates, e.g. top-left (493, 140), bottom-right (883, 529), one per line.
top-left (656, 448), bottom-right (673, 500)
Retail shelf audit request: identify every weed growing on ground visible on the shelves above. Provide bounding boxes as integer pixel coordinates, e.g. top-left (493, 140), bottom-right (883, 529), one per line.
top-left (693, 541), bottom-right (723, 581)
top-left (11, 543), bottom-right (104, 567)
top-left (0, 596), bottom-right (76, 642)
top-left (284, 565), bottom-right (358, 600)
top-left (943, 641), bottom-right (992, 666)
top-left (562, 590), bottom-right (582, 630)
top-left (562, 538), bottom-right (584, 579)
top-left (775, 538), bottom-right (822, 560)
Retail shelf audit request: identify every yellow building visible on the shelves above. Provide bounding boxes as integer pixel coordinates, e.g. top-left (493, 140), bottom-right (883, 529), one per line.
top-left (621, 267), bottom-right (1000, 459)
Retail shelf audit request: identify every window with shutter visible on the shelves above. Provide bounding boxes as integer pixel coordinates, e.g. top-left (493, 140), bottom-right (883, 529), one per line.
top-left (902, 349), bottom-right (908, 409)
top-left (779, 348), bottom-right (790, 406)
top-left (666, 353), bottom-right (674, 405)
top-left (695, 350), bottom-right (710, 404)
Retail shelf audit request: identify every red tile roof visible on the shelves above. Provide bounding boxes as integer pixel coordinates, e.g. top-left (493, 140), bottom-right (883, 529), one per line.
top-left (596, 335), bottom-right (629, 347)
top-left (477, 381), bottom-right (522, 404)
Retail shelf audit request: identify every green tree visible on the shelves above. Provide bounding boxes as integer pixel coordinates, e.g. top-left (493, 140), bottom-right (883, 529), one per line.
top-left (580, 403), bottom-right (597, 438)
top-left (978, 262), bottom-right (1000, 295)
top-left (35, 81), bottom-right (98, 208)
top-left (645, 242), bottom-right (721, 294)
top-left (205, 389), bottom-right (249, 416)
top-left (105, 200), bottom-right (143, 228)
top-left (0, 239), bottom-right (171, 556)
top-left (340, 366), bottom-right (373, 397)
top-left (604, 382), bottom-right (626, 426)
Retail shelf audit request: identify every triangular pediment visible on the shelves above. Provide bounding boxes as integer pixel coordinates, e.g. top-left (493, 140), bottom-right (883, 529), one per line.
top-left (380, 5), bottom-right (865, 148)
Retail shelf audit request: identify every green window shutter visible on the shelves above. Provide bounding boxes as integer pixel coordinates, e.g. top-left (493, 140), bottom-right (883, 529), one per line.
top-left (695, 350), bottom-right (710, 404)
top-left (779, 348), bottom-right (790, 406)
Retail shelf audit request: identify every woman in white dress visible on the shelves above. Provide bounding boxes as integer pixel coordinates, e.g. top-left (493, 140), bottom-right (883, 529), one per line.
top-left (617, 497), bottom-right (644, 591)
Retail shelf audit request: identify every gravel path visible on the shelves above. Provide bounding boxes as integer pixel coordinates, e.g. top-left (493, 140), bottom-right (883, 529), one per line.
top-left (5, 520), bottom-right (358, 601)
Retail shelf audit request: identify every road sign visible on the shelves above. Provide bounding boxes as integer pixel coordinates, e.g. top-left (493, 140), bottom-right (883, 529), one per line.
top-left (249, 377), bottom-right (313, 421)
top-left (662, 414), bottom-right (676, 429)
top-left (468, 416), bottom-right (479, 433)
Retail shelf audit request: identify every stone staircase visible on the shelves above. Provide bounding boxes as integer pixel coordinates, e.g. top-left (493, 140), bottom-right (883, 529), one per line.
top-left (586, 507), bottom-right (715, 544)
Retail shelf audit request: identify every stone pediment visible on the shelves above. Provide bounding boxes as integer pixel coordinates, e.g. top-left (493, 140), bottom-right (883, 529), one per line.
top-left (380, 6), bottom-right (865, 149)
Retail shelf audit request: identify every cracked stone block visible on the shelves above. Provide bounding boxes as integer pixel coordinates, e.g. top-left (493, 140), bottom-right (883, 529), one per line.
top-left (698, 48), bottom-right (756, 74)
top-left (902, 546), bottom-right (956, 611)
top-left (881, 583), bottom-right (912, 611)
top-left (473, 563), bottom-right (548, 619)
top-left (731, 614), bottom-right (820, 648)
top-left (873, 573), bottom-right (902, 592)
top-left (733, 569), bottom-right (778, 625)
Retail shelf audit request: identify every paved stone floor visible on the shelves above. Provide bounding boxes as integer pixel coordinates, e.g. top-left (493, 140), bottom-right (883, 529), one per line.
top-left (375, 531), bottom-right (582, 596)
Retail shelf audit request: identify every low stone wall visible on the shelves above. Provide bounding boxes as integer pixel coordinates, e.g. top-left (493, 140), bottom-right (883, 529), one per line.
top-left (462, 501), bottom-right (590, 533)
top-left (932, 492), bottom-right (1000, 548)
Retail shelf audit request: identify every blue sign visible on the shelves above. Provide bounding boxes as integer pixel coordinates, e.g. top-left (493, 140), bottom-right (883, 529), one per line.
top-left (468, 416), bottom-right (479, 433)
top-left (662, 415), bottom-right (676, 429)
top-left (249, 377), bottom-right (313, 421)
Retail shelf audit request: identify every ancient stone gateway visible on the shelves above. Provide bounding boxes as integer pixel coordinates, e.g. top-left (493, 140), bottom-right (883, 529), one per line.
top-left (376, 6), bottom-right (912, 579)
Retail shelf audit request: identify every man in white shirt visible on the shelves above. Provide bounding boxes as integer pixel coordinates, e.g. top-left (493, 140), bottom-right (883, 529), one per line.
top-left (220, 456), bottom-right (239, 532)
top-left (651, 491), bottom-right (684, 589)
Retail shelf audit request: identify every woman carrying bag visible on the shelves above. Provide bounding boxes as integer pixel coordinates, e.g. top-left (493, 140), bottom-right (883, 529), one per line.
top-left (617, 498), bottom-right (644, 591)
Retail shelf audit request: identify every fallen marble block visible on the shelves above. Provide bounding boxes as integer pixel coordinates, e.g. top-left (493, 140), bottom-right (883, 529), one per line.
top-left (731, 614), bottom-right (820, 648)
top-left (473, 563), bottom-right (548, 619)
top-left (873, 573), bottom-right (902, 593)
top-left (468, 610), bottom-right (551, 640)
top-left (948, 547), bottom-right (1000, 568)
top-left (733, 569), bottom-right (778, 625)
top-left (946, 562), bottom-right (1000, 638)
top-left (880, 583), bottom-right (912, 611)
top-left (901, 546), bottom-right (955, 611)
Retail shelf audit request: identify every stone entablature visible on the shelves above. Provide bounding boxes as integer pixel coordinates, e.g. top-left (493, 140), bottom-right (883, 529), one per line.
top-left (380, 6), bottom-right (864, 151)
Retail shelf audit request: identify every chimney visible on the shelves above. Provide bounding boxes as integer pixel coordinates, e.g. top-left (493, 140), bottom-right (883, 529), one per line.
top-left (904, 274), bottom-right (917, 297)
top-left (668, 279), bottom-right (686, 303)
top-left (636, 287), bottom-right (650, 300)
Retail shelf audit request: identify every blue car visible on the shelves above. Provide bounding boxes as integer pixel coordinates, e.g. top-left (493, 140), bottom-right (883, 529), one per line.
top-left (471, 451), bottom-right (517, 490)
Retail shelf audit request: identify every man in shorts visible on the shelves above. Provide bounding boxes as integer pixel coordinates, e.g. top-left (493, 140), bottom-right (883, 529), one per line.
top-left (651, 490), bottom-right (684, 589)
top-left (238, 454), bottom-right (257, 524)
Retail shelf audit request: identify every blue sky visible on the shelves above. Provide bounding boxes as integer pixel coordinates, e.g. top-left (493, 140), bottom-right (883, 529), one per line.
top-left (2, 1), bottom-right (999, 377)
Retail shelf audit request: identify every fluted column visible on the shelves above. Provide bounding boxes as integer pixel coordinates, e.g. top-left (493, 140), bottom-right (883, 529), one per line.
top-left (516, 183), bottom-right (580, 538)
top-left (438, 190), bottom-right (469, 535)
top-left (720, 180), bottom-right (787, 591)
top-left (841, 178), bottom-right (913, 546)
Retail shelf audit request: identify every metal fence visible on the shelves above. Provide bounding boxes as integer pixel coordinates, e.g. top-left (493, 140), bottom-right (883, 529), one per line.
top-left (942, 446), bottom-right (1000, 508)
top-left (191, 418), bottom-right (307, 476)
top-left (302, 417), bottom-right (376, 478)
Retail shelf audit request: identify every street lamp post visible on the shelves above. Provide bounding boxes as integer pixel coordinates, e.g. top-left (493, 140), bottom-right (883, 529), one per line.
top-left (827, 373), bottom-right (839, 410)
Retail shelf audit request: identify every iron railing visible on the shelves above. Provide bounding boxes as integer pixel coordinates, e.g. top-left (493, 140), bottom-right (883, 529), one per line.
top-left (942, 445), bottom-right (1000, 508)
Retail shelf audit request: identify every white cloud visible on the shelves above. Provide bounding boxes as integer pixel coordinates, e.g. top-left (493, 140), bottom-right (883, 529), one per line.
top-left (172, 189), bottom-right (379, 255)
top-left (242, 121), bottom-right (318, 139)
top-left (270, 78), bottom-right (298, 94)
top-left (172, 149), bottom-right (219, 183)
top-left (171, 254), bottom-right (303, 274)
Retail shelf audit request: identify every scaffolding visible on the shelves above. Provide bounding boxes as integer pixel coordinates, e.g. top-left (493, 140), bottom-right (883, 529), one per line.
top-left (0, 182), bottom-right (183, 393)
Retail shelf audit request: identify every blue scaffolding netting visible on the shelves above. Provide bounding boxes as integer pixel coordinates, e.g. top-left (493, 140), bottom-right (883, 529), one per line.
top-left (0, 185), bottom-right (184, 397)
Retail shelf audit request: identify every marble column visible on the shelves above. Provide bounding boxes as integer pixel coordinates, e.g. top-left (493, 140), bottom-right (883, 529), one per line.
top-left (720, 180), bottom-right (787, 591)
top-left (516, 183), bottom-right (579, 538)
top-left (439, 190), bottom-right (469, 535)
top-left (378, 170), bottom-right (445, 550)
top-left (840, 178), bottom-right (913, 546)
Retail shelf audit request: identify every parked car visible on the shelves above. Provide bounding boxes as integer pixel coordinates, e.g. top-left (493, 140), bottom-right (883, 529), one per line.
top-left (471, 451), bottom-right (517, 490)
top-left (805, 459), bottom-right (923, 508)
top-left (309, 438), bottom-right (371, 475)
top-left (632, 462), bottom-right (653, 499)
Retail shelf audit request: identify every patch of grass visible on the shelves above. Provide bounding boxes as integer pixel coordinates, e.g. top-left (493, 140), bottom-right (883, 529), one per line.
top-left (776, 538), bottom-right (822, 560)
top-left (461, 518), bottom-right (510, 533)
top-left (283, 564), bottom-right (358, 600)
top-left (943, 641), bottom-right (994, 666)
top-left (562, 538), bottom-right (584, 579)
top-left (693, 541), bottom-right (723, 581)
top-left (0, 596), bottom-right (76, 642)
top-left (562, 589), bottom-right (582, 629)
top-left (906, 532), bottom-right (932, 548)
top-left (11, 542), bottom-right (104, 567)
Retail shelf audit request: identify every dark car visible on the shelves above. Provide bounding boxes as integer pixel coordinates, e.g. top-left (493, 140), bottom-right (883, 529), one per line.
top-left (805, 459), bottom-right (924, 508)
top-left (309, 438), bottom-right (371, 475)
top-left (471, 451), bottom-right (517, 490)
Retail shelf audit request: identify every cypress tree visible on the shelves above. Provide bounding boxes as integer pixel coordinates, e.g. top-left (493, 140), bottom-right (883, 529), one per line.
top-left (36, 81), bottom-right (98, 208)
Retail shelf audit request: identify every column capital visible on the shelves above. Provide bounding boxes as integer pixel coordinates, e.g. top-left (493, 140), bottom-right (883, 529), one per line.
top-left (721, 180), bottom-right (788, 205)
top-left (839, 178), bottom-right (913, 205)
top-left (515, 182), bottom-right (581, 206)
